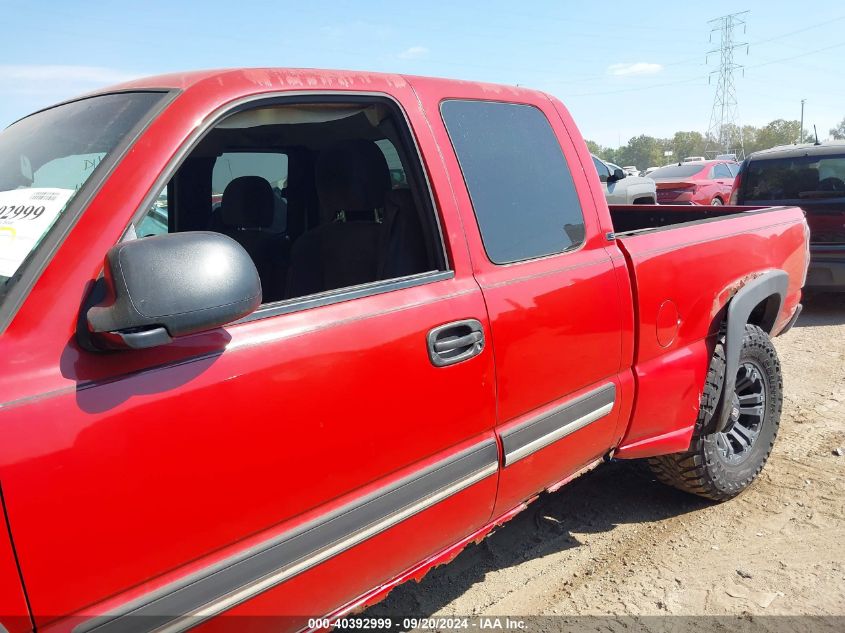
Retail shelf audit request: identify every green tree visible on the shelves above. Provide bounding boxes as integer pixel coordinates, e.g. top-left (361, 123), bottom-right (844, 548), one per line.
top-left (670, 131), bottom-right (706, 162)
top-left (754, 119), bottom-right (811, 151)
top-left (830, 117), bottom-right (845, 140)
top-left (584, 139), bottom-right (603, 155)
top-left (585, 140), bottom-right (619, 164)
top-left (615, 135), bottom-right (667, 171)
top-left (741, 125), bottom-right (759, 153)
top-left (602, 148), bottom-right (620, 164)
top-left (585, 117), bottom-right (822, 166)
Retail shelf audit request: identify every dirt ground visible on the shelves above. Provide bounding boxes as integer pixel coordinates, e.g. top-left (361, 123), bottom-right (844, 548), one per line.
top-left (365, 293), bottom-right (845, 625)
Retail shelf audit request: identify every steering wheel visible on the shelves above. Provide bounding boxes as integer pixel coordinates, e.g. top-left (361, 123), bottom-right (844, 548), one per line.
top-left (818, 177), bottom-right (845, 192)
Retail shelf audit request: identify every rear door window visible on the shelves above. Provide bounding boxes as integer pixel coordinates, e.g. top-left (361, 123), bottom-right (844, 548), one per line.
top-left (713, 163), bottom-right (732, 178)
top-left (441, 100), bottom-right (585, 264)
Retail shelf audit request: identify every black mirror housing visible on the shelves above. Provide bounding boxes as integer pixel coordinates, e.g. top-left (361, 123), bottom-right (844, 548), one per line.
top-left (85, 232), bottom-right (262, 350)
top-left (609, 168), bottom-right (626, 182)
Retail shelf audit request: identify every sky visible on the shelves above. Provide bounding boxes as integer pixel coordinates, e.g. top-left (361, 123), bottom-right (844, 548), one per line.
top-left (1, 0), bottom-right (843, 148)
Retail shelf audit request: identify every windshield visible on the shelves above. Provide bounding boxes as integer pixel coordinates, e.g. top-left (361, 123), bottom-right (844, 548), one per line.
top-left (740, 154), bottom-right (845, 203)
top-left (0, 92), bottom-right (165, 305)
top-left (647, 164), bottom-right (705, 179)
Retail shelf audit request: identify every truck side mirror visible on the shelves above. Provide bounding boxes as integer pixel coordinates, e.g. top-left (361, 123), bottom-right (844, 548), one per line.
top-left (608, 168), bottom-right (626, 183)
top-left (84, 232), bottom-right (262, 350)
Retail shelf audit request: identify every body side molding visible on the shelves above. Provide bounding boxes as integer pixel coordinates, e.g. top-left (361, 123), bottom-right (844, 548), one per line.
top-left (501, 383), bottom-right (617, 466)
top-left (77, 440), bottom-right (499, 633)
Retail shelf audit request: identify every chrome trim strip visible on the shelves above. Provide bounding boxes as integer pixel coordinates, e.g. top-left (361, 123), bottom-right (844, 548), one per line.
top-left (502, 383), bottom-right (616, 466)
top-left (158, 463), bottom-right (498, 633)
top-left (79, 439), bottom-right (498, 633)
top-left (507, 402), bottom-right (614, 465)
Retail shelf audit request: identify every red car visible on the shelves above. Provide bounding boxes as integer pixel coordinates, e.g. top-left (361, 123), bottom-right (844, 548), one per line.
top-left (0, 69), bottom-right (808, 633)
top-left (649, 160), bottom-right (739, 205)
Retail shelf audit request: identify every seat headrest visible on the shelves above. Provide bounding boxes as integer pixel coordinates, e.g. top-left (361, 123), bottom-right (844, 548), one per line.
top-left (221, 176), bottom-right (275, 229)
top-left (316, 140), bottom-right (391, 224)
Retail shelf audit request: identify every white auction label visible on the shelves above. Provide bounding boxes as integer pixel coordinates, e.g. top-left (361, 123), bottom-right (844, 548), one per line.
top-left (0, 188), bottom-right (76, 277)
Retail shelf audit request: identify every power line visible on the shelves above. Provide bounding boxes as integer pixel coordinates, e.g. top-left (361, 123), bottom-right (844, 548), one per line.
top-left (567, 74), bottom-right (708, 97)
top-left (705, 11), bottom-right (749, 159)
top-left (748, 15), bottom-right (845, 48)
top-left (746, 40), bottom-right (845, 70)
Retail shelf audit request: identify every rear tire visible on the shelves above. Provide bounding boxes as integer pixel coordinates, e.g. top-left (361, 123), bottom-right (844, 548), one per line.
top-left (648, 325), bottom-right (782, 500)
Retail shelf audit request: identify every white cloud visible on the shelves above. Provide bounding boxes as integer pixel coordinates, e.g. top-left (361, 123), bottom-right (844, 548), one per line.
top-left (607, 62), bottom-right (663, 77)
top-left (398, 46), bottom-right (429, 60)
top-left (0, 65), bottom-right (140, 85)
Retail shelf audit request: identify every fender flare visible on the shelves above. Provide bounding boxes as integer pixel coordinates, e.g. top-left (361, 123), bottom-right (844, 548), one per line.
top-left (713, 270), bottom-right (788, 432)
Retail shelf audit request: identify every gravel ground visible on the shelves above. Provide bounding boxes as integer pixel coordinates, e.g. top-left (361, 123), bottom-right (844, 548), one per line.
top-left (364, 293), bottom-right (845, 626)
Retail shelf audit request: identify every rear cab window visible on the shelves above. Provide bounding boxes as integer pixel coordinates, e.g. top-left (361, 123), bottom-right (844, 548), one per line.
top-left (741, 153), bottom-right (845, 203)
top-left (0, 92), bottom-right (166, 308)
top-left (440, 100), bottom-right (586, 264)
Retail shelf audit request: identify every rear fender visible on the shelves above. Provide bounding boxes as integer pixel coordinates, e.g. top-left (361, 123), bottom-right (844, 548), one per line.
top-left (624, 182), bottom-right (655, 201)
top-left (713, 269), bottom-right (787, 432)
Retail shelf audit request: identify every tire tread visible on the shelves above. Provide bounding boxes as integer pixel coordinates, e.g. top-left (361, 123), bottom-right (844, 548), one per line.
top-left (648, 324), bottom-right (782, 501)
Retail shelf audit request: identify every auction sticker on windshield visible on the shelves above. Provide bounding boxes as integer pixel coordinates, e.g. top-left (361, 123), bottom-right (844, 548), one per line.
top-left (0, 188), bottom-right (75, 278)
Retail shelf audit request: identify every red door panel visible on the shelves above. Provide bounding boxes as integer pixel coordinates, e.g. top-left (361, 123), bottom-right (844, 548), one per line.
top-left (0, 276), bottom-right (497, 627)
top-left (408, 79), bottom-right (628, 514)
top-left (193, 471), bottom-right (496, 633)
top-left (0, 73), bottom-right (502, 627)
top-left (0, 505), bottom-right (31, 633)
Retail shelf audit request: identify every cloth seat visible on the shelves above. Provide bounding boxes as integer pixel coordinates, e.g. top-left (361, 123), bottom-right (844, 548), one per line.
top-left (286, 140), bottom-right (391, 298)
top-left (219, 176), bottom-right (287, 301)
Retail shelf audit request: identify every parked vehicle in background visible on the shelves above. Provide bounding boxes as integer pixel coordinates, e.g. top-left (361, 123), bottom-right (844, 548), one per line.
top-left (644, 166), bottom-right (660, 176)
top-left (0, 68), bottom-right (808, 633)
top-left (591, 155), bottom-right (656, 204)
top-left (622, 165), bottom-right (639, 177)
top-left (648, 160), bottom-right (738, 205)
top-left (731, 143), bottom-right (845, 292)
top-left (683, 155), bottom-right (706, 162)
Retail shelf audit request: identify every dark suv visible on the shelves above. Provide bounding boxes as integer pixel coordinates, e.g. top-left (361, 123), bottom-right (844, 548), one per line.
top-left (731, 143), bottom-right (845, 292)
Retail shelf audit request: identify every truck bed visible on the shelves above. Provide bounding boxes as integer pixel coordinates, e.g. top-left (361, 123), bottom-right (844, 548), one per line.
top-left (606, 203), bottom-right (808, 457)
top-left (608, 204), bottom-right (771, 236)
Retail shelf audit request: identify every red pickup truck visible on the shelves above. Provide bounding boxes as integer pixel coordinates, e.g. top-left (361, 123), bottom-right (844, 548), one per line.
top-left (0, 69), bottom-right (808, 633)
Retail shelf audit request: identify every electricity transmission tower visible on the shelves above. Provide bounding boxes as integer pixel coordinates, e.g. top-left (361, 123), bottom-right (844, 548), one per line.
top-left (705, 11), bottom-right (748, 159)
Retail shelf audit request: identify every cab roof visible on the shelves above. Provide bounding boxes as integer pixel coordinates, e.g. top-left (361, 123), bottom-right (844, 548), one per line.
top-left (84, 67), bottom-right (539, 101)
top-left (749, 142), bottom-right (845, 160)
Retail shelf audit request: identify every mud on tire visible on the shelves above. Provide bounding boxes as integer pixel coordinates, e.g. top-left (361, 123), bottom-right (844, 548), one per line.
top-left (648, 324), bottom-right (783, 501)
